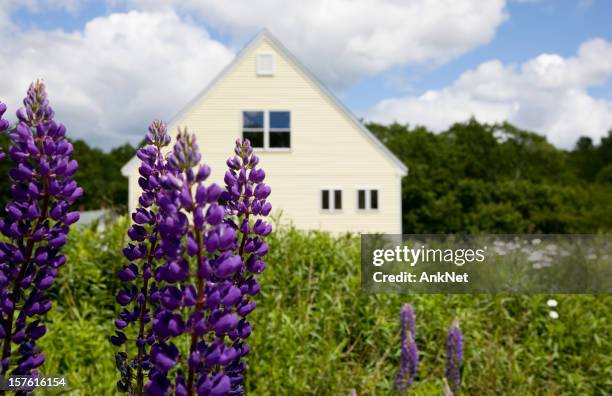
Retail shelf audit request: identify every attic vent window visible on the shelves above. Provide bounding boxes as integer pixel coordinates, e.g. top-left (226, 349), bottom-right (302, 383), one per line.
top-left (256, 53), bottom-right (275, 76)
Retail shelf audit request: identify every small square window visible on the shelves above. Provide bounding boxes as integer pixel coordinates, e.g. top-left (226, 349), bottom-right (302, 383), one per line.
top-left (243, 111), bottom-right (264, 128)
top-left (256, 53), bottom-right (274, 75)
top-left (270, 111), bottom-right (290, 129)
top-left (243, 131), bottom-right (264, 147)
top-left (269, 132), bottom-right (290, 148)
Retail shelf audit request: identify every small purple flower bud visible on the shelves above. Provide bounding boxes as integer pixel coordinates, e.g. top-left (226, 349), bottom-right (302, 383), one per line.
top-left (196, 165), bottom-right (211, 182)
top-left (206, 184), bottom-right (223, 202)
top-left (213, 313), bottom-right (239, 336)
top-left (206, 204), bottom-right (224, 225)
top-left (215, 255), bottom-right (242, 278)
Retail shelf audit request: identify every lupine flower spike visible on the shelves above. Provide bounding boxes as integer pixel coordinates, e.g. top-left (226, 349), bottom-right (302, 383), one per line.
top-left (143, 133), bottom-right (271, 396)
top-left (394, 303), bottom-right (418, 393)
top-left (445, 319), bottom-right (463, 395)
top-left (111, 120), bottom-right (172, 395)
top-left (0, 81), bottom-right (81, 377)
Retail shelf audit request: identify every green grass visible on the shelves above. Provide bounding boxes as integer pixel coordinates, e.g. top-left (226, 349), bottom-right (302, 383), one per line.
top-left (34, 219), bottom-right (612, 395)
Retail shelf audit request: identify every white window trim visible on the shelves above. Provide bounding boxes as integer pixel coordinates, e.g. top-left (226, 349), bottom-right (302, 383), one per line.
top-left (241, 110), bottom-right (291, 152)
top-left (320, 187), bottom-right (343, 213)
top-left (356, 187), bottom-right (381, 212)
top-left (256, 52), bottom-right (275, 76)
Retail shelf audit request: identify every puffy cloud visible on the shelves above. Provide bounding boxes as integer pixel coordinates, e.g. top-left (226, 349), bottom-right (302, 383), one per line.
top-left (125, 0), bottom-right (508, 88)
top-left (0, 9), bottom-right (234, 148)
top-left (368, 38), bottom-right (612, 148)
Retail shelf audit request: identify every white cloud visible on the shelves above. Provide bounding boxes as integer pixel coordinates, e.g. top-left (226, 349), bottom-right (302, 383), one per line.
top-left (124, 0), bottom-right (508, 88)
top-left (0, 9), bottom-right (234, 149)
top-left (367, 38), bottom-right (612, 148)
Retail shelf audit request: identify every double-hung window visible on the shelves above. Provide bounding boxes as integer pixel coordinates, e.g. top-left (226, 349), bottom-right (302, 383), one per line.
top-left (242, 111), bottom-right (290, 149)
top-left (321, 189), bottom-right (342, 212)
top-left (357, 189), bottom-right (379, 210)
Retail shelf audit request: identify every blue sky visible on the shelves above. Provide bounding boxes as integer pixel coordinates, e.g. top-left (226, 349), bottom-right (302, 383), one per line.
top-left (344, 0), bottom-right (612, 112)
top-left (1, 0), bottom-right (611, 149)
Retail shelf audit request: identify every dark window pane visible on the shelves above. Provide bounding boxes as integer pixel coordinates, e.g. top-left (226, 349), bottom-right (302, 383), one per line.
top-left (270, 131), bottom-right (290, 148)
top-left (243, 131), bottom-right (264, 148)
top-left (322, 190), bottom-right (329, 210)
top-left (243, 111), bottom-right (264, 128)
top-left (358, 190), bottom-right (366, 209)
top-left (270, 111), bottom-right (290, 128)
top-left (334, 190), bottom-right (342, 210)
top-left (371, 190), bottom-right (378, 209)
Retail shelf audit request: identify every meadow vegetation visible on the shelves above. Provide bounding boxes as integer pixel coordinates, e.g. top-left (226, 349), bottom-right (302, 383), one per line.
top-left (39, 219), bottom-right (612, 395)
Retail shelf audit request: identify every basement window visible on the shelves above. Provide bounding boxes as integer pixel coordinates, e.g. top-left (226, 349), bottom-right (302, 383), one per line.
top-left (256, 53), bottom-right (275, 76)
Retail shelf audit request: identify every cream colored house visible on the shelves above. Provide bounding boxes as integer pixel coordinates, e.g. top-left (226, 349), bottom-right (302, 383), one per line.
top-left (121, 29), bottom-right (407, 234)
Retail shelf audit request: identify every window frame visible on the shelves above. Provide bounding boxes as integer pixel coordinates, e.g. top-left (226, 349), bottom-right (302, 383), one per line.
top-left (241, 110), bottom-right (291, 151)
top-left (320, 187), bottom-right (343, 213)
top-left (356, 187), bottom-right (380, 211)
top-left (256, 52), bottom-right (275, 76)
top-left (241, 110), bottom-right (265, 148)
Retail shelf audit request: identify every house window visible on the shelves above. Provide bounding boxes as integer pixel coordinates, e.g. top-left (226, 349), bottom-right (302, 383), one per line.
top-left (357, 189), bottom-right (379, 210)
top-left (242, 111), bottom-right (264, 148)
top-left (269, 111), bottom-right (290, 148)
top-left (242, 111), bottom-right (291, 149)
top-left (256, 53), bottom-right (274, 76)
top-left (321, 189), bottom-right (342, 211)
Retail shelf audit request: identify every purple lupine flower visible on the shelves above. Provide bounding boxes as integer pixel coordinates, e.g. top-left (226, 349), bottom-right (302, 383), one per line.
top-left (0, 101), bottom-right (10, 160)
top-left (400, 303), bottom-right (416, 342)
top-left (147, 129), bottom-right (238, 396)
top-left (219, 138), bottom-right (272, 391)
top-left (0, 81), bottom-right (81, 376)
top-left (141, 134), bottom-right (270, 396)
top-left (445, 319), bottom-right (463, 394)
top-left (112, 120), bottom-right (171, 395)
top-left (394, 303), bottom-right (418, 392)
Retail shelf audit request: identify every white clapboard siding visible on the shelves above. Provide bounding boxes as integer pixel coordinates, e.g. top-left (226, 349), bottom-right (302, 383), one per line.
top-left (123, 30), bottom-right (407, 234)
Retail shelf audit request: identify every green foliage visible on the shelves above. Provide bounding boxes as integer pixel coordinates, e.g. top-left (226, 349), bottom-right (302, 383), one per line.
top-left (367, 120), bottom-right (612, 233)
top-left (38, 220), bottom-right (612, 395)
top-left (71, 140), bottom-right (136, 211)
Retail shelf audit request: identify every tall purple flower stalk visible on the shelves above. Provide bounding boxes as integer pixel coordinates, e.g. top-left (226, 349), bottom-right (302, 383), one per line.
top-left (0, 81), bottom-right (81, 380)
top-left (111, 120), bottom-right (172, 395)
top-left (445, 319), bottom-right (463, 394)
top-left (394, 303), bottom-right (418, 393)
top-left (139, 133), bottom-right (270, 396)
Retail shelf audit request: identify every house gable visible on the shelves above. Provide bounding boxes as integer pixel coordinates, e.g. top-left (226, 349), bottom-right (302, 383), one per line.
top-left (122, 29), bottom-right (408, 177)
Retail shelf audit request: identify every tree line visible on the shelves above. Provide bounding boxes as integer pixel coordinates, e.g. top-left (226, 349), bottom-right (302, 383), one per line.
top-left (367, 119), bottom-right (612, 233)
top-left (1, 119), bottom-right (610, 233)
